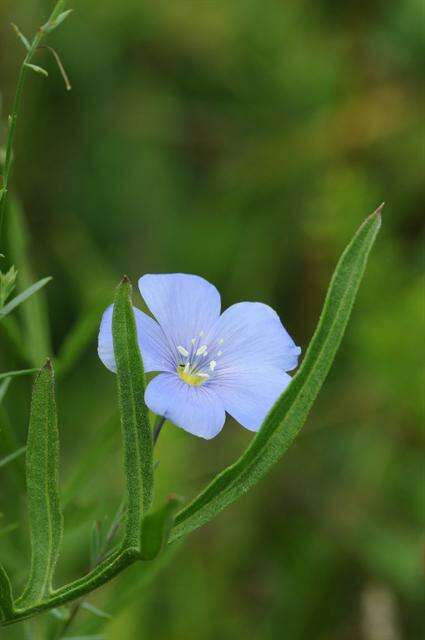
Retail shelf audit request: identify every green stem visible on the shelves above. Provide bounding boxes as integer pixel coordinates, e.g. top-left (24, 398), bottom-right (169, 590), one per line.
top-left (2, 548), bottom-right (138, 626)
top-left (0, 0), bottom-right (68, 242)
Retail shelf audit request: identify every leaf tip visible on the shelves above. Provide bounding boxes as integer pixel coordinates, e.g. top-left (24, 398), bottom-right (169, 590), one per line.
top-left (43, 358), bottom-right (53, 371)
top-left (375, 202), bottom-right (385, 218)
top-left (121, 274), bottom-right (131, 285)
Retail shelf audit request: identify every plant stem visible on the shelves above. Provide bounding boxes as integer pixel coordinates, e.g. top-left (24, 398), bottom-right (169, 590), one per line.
top-left (0, 0), bottom-right (68, 243)
top-left (153, 416), bottom-right (166, 445)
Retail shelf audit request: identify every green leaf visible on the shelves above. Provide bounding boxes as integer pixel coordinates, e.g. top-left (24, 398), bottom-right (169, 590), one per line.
top-left (0, 368), bottom-right (38, 381)
top-left (24, 63), bottom-right (49, 78)
top-left (11, 23), bottom-right (30, 51)
top-left (81, 601), bottom-right (111, 620)
top-left (41, 9), bottom-right (73, 34)
top-left (0, 563), bottom-right (14, 622)
top-left (0, 379), bottom-right (12, 405)
top-left (0, 446), bottom-right (26, 470)
top-left (0, 277), bottom-right (52, 321)
top-left (17, 361), bottom-right (63, 607)
top-left (140, 495), bottom-right (182, 561)
top-left (170, 207), bottom-right (383, 542)
top-left (0, 265), bottom-right (17, 308)
top-left (7, 197), bottom-right (51, 365)
top-left (112, 278), bottom-right (154, 548)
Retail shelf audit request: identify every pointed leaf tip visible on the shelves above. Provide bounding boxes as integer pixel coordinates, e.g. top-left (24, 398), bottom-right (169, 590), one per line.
top-left (375, 202), bottom-right (385, 217)
top-left (121, 275), bottom-right (131, 284)
top-left (43, 358), bottom-right (53, 371)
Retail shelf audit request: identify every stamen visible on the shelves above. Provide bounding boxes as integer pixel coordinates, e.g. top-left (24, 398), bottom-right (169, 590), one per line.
top-left (218, 338), bottom-right (224, 345)
top-left (209, 360), bottom-right (216, 371)
top-left (177, 346), bottom-right (189, 357)
top-left (196, 345), bottom-right (208, 356)
top-left (190, 338), bottom-right (196, 345)
top-left (197, 373), bottom-right (209, 379)
top-left (199, 330), bottom-right (204, 337)
top-left (217, 351), bottom-right (222, 356)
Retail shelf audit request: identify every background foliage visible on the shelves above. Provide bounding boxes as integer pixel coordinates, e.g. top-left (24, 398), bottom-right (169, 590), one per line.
top-left (0, 1), bottom-right (423, 638)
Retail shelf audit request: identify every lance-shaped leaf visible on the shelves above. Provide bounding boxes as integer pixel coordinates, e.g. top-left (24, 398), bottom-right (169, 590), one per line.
top-left (171, 207), bottom-right (382, 542)
top-left (0, 446), bottom-right (26, 470)
top-left (0, 277), bottom-right (52, 320)
top-left (0, 368), bottom-right (38, 381)
top-left (140, 495), bottom-right (182, 561)
top-left (17, 361), bottom-right (63, 607)
top-left (0, 564), bottom-right (14, 622)
top-left (112, 277), bottom-right (154, 548)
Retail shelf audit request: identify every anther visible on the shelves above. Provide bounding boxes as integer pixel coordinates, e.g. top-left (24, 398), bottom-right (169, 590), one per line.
top-left (209, 360), bottom-right (216, 371)
top-left (196, 345), bottom-right (208, 356)
top-left (177, 346), bottom-right (189, 357)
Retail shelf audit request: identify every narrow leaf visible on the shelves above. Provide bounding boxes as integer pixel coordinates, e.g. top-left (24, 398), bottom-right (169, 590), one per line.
top-left (11, 23), bottom-right (30, 50)
top-left (140, 495), bottom-right (182, 561)
top-left (0, 563), bottom-right (14, 622)
top-left (41, 9), bottom-right (73, 34)
top-left (17, 361), bottom-right (63, 607)
top-left (81, 601), bottom-right (111, 619)
top-left (0, 379), bottom-right (11, 405)
top-left (0, 277), bottom-right (52, 320)
top-left (0, 265), bottom-right (17, 308)
top-left (0, 446), bottom-right (26, 470)
top-left (171, 207), bottom-right (382, 542)
top-left (0, 368), bottom-right (38, 381)
top-left (24, 63), bottom-right (49, 77)
top-left (7, 198), bottom-right (51, 365)
top-left (112, 278), bottom-right (154, 548)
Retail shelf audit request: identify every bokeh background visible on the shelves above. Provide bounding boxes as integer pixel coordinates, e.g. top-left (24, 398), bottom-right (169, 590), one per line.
top-left (0, 1), bottom-right (423, 638)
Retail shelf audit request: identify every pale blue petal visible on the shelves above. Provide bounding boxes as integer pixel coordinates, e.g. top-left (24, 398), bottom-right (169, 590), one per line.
top-left (207, 302), bottom-right (301, 374)
top-left (145, 373), bottom-right (225, 439)
top-left (214, 369), bottom-right (292, 432)
top-left (98, 304), bottom-right (175, 374)
top-left (138, 274), bottom-right (221, 351)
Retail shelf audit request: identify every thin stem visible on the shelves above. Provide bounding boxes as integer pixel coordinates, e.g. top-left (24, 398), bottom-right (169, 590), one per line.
top-left (153, 416), bottom-right (166, 445)
top-left (0, 0), bottom-right (68, 242)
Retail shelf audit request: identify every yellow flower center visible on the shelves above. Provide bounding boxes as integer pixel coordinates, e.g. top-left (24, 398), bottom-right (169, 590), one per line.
top-left (177, 364), bottom-right (208, 386)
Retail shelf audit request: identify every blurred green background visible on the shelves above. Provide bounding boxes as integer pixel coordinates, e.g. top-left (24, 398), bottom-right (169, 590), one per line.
top-left (0, 0), bottom-right (423, 638)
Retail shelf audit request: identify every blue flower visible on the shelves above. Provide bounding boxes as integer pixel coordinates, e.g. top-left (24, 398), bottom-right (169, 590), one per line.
top-left (98, 274), bottom-right (301, 439)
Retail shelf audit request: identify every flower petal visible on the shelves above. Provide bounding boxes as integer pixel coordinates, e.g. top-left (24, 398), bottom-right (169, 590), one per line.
top-left (145, 373), bottom-right (225, 439)
top-left (138, 274), bottom-right (221, 351)
top-left (214, 368), bottom-right (292, 432)
top-left (208, 302), bottom-right (301, 373)
top-left (98, 304), bottom-right (175, 374)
